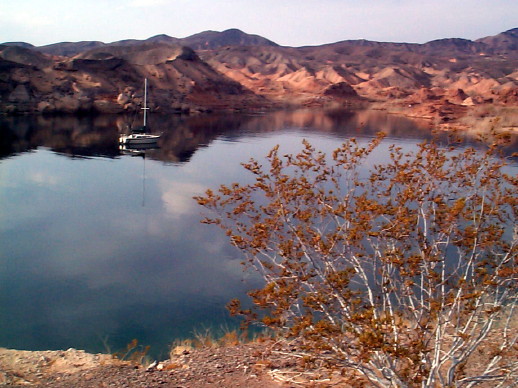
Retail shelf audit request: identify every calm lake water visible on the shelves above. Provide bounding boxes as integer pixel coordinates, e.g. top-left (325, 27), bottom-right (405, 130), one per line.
top-left (0, 109), bottom-right (515, 359)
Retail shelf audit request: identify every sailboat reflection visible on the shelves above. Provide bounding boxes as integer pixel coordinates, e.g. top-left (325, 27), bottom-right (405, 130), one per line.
top-left (118, 142), bottom-right (160, 156)
top-left (118, 143), bottom-right (159, 207)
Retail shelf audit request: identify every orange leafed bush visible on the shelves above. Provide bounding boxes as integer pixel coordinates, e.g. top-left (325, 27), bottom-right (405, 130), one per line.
top-left (196, 134), bottom-right (517, 387)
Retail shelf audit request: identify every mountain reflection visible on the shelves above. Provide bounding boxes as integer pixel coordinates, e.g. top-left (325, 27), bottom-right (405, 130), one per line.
top-left (0, 109), bottom-right (434, 161)
top-left (2, 109), bottom-right (515, 162)
top-left (0, 115), bottom-right (121, 159)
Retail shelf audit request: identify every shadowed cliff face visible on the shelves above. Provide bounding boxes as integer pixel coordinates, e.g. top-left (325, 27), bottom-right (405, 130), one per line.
top-left (0, 41), bottom-right (267, 115)
top-left (0, 28), bottom-right (517, 116)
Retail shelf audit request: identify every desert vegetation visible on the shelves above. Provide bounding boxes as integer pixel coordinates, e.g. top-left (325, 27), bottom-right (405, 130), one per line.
top-left (196, 133), bottom-right (517, 387)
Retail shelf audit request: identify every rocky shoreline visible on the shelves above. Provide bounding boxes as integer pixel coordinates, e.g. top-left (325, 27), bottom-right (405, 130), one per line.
top-left (0, 340), bottom-right (350, 387)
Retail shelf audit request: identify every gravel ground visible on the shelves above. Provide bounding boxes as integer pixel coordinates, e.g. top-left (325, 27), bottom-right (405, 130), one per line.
top-left (0, 341), bottom-right (348, 387)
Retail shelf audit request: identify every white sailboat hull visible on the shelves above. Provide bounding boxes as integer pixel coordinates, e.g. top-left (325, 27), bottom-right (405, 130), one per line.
top-left (119, 133), bottom-right (160, 145)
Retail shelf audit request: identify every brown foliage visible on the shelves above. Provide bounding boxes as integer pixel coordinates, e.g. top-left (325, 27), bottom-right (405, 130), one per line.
top-left (196, 134), bottom-right (517, 387)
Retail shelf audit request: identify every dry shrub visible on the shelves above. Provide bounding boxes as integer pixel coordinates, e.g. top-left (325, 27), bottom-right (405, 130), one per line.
top-left (197, 133), bottom-right (517, 387)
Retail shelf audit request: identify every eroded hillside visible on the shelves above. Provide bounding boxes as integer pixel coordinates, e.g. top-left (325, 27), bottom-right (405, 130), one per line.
top-left (200, 29), bottom-right (517, 114)
top-left (0, 40), bottom-right (267, 115)
top-left (1, 28), bottom-right (517, 126)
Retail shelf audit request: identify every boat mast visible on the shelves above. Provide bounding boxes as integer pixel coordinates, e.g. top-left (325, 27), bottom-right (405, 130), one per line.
top-left (142, 78), bottom-right (149, 129)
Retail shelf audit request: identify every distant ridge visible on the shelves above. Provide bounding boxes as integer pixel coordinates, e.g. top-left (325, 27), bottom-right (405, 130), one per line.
top-left (34, 41), bottom-right (105, 57)
top-left (1, 42), bottom-right (35, 49)
top-left (180, 28), bottom-right (279, 50)
top-left (8, 29), bottom-right (279, 57)
top-left (476, 27), bottom-right (518, 53)
top-left (3, 27), bottom-right (517, 57)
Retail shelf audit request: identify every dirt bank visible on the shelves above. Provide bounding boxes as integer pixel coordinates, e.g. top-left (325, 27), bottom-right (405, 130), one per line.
top-left (0, 340), bottom-right (349, 387)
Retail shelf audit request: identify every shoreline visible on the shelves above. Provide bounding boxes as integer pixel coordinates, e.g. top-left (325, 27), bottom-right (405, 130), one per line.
top-left (0, 340), bottom-right (336, 387)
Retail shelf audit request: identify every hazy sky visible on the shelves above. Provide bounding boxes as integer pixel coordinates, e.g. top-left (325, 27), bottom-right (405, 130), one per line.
top-left (1, 0), bottom-right (516, 47)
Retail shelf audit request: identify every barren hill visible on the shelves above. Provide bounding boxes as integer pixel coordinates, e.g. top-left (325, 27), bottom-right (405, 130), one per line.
top-left (476, 27), bottom-right (518, 54)
top-left (1, 28), bottom-right (516, 119)
top-left (0, 39), bottom-right (266, 115)
top-left (181, 28), bottom-right (278, 50)
top-left (28, 29), bottom-right (277, 57)
top-left (198, 28), bottom-right (517, 116)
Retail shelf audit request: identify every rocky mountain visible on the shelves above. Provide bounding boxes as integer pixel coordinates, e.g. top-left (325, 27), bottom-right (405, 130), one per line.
top-left (181, 28), bottom-right (278, 50)
top-left (35, 41), bottom-right (106, 57)
top-left (17, 28), bottom-right (276, 57)
top-left (0, 28), bottom-right (516, 117)
top-left (476, 27), bottom-right (518, 54)
top-left (0, 38), bottom-right (266, 115)
top-left (199, 28), bottom-right (517, 107)
top-left (1, 42), bottom-right (35, 49)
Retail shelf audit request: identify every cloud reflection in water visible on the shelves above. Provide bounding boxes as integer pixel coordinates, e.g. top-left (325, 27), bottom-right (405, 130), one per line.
top-left (2, 109), bottom-right (512, 358)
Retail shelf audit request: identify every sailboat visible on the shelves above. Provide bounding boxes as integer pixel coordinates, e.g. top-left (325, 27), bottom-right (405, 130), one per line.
top-left (119, 78), bottom-right (161, 146)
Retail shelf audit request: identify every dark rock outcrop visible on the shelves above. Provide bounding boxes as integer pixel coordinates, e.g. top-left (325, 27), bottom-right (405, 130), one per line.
top-left (323, 82), bottom-right (360, 98)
